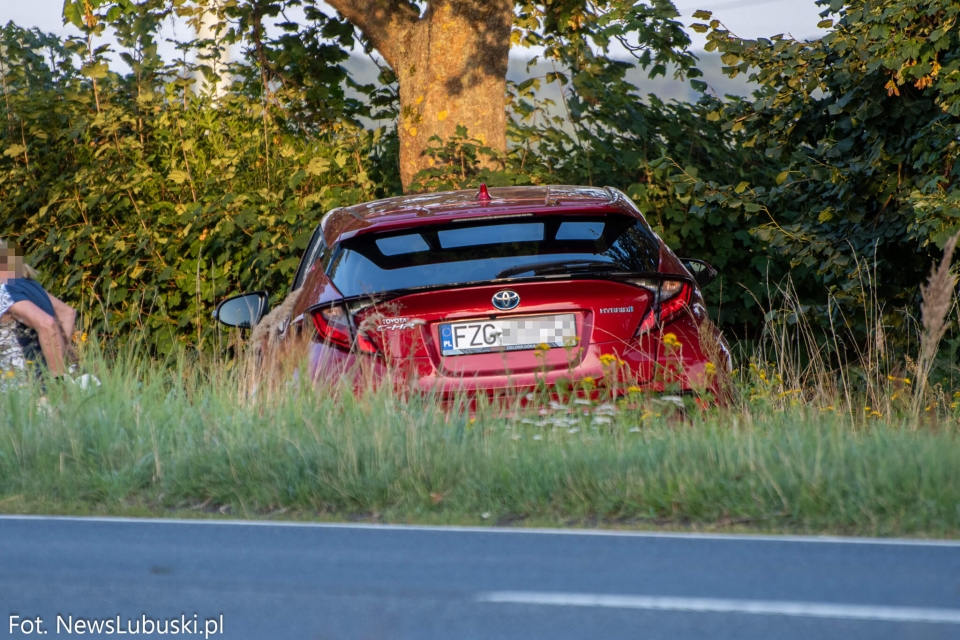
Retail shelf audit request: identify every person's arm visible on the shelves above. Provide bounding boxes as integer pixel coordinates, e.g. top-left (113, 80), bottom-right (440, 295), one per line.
top-left (7, 300), bottom-right (67, 376)
top-left (48, 294), bottom-right (76, 340)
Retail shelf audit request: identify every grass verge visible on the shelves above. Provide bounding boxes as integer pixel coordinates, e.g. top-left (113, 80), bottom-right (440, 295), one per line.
top-left (1, 349), bottom-right (958, 538)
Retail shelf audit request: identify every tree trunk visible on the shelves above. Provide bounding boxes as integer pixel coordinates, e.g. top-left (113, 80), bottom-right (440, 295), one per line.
top-left (393, 1), bottom-right (513, 190)
top-left (325, 0), bottom-right (513, 192)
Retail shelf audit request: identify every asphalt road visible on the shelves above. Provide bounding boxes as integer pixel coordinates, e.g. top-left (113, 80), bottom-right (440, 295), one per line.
top-left (1, 516), bottom-right (959, 640)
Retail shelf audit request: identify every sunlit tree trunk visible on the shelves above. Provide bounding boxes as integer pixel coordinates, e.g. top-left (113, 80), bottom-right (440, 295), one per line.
top-left (326, 0), bottom-right (513, 191)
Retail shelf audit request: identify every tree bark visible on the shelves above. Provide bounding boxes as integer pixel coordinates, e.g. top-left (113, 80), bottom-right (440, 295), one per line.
top-left (325, 0), bottom-right (513, 191)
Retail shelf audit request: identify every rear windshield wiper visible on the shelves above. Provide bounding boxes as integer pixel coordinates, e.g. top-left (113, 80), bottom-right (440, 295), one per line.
top-left (496, 259), bottom-right (619, 279)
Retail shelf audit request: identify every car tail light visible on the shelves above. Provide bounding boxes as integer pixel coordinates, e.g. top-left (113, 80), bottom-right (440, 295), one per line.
top-left (658, 280), bottom-right (692, 324)
top-left (312, 305), bottom-right (352, 350)
top-left (311, 305), bottom-right (380, 355)
top-left (355, 333), bottom-right (379, 355)
top-left (625, 278), bottom-right (692, 336)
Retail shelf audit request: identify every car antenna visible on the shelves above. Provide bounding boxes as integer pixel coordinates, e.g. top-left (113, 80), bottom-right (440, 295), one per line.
top-left (476, 183), bottom-right (491, 201)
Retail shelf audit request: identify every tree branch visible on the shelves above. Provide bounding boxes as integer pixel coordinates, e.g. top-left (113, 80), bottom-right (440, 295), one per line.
top-left (325, 0), bottom-right (421, 67)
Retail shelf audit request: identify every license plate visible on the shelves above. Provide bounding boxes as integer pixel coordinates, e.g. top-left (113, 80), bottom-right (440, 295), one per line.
top-left (439, 314), bottom-right (577, 356)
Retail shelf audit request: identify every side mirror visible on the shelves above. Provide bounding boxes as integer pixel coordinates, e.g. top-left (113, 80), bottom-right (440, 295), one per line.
top-left (681, 259), bottom-right (718, 288)
top-left (214, 292), bottom-right (270, 329)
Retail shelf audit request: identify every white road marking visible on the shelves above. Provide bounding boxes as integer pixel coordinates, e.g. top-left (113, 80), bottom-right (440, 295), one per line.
top-left (477, 592), bottom-right (960, 624)
top-left (0, 515), bottom-right (959, 547)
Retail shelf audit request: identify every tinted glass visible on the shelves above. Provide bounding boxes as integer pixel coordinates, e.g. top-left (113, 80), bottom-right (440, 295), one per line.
top-left (439, 223), bottom-right (543, 248)
top-left (327, 214), bottom-right (660, 297)
top-left (377, 234), bottom-right (430, 256)
top-left (557, 221), bottom-right (604, 240)
top-left (293, 225), bottom-right (326, 289)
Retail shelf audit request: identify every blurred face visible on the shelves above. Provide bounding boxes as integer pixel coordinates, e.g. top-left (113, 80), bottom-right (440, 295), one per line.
top-left (0, 247), bottom-right (22, 283)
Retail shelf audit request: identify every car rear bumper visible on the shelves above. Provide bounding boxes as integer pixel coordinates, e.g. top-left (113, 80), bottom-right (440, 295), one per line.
top-left (304, 324), bottom-right (727, 401)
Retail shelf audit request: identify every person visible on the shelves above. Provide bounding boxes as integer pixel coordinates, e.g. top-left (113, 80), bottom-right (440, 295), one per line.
top-left (0, 239), bottom-right (76, 381)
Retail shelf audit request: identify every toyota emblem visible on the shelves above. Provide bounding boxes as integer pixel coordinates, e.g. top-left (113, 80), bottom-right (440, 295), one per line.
top-left (492, 290), bottom-right (520, 311)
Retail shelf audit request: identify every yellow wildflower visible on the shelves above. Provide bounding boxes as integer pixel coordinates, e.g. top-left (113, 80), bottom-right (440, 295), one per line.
top-left (534, 343), bottom-right (551, 353)
top-left (704, 362), bottom-right (717, 375)
top-left (599, 353), bottom-right (618, 367)
top-left (627, 385), bottom-right (643, 394)
top-left (662, 333), bottom-right (682, 349)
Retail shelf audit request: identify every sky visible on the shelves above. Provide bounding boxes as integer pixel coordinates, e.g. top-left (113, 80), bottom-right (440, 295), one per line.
top-left (2, 0), bottom-right (829, 56)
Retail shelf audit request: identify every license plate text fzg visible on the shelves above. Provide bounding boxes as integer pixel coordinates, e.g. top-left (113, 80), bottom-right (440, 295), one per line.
top-left (439, 314), bottom-right (577, 356)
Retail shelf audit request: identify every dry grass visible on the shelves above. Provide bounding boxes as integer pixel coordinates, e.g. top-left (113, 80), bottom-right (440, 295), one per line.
top-left (724, 234), bottom-right (960, 427)
top-left (914, 232), bottom-right (960, 414)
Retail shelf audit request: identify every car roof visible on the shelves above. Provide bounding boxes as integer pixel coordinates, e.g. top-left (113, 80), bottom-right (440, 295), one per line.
top-left (321, 185), bottom-right (642, 245)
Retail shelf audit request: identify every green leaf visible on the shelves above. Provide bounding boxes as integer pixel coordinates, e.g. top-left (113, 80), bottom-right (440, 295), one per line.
top-left (721, 53), bottom-right (740, 65)
top-left (743, 203), bottom-right (762, 213)
top-left (735, 181), bottom-right (749, 194)
top-left (287, 170), bottom-right (306, 190)
top-left (81, 61), bottom-right (109, 79)
top-left (817, 19), bottom-right (834, 29)
top-left (305, 157), bottom-right (330, 176)
top-left (692, 10), bottom-right (713, 20)
top-left (3, 144), bottom-right (27, 158)
top-left (775, 171), bottom-right (790, 186)
top-left (168, 169), bottom-right (189, 184)
top-left (62, 0), bottom-right (84, 28)
top-left (545, 71), bottom-right (568, 85)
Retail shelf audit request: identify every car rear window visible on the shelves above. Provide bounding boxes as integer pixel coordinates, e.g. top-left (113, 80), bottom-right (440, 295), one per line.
top-left (326, 214), bottom-right (660, 297)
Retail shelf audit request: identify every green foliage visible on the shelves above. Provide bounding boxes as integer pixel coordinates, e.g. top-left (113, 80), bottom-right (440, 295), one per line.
top-left (0, 20), bottom-right (397, 353)
top-left (679, 0), bottom-right (960, 340)
top-left (4, 0), bottom-right (959, 354)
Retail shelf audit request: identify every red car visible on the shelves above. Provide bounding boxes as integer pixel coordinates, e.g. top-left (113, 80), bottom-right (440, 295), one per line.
top-left (215, 185), bottom-right (729, 399)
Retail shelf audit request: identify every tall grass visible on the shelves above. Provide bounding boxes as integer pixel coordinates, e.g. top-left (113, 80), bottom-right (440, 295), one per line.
top-left (732, 235), bottom-right (960, 426)
top-left (0, 336), bottom-right (958, 536)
